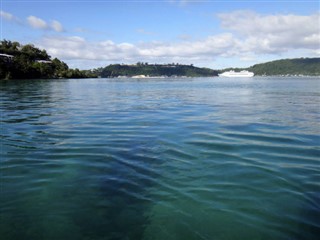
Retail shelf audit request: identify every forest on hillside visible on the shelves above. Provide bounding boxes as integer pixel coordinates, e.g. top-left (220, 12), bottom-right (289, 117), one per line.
top-left (247, 58), bottom-right (320, 76)
top-left (220, 58), bottom-right (320, 76)
top-left (100, 63), bottom-right (218, 78)
top-left (0, 40), bottom-right (96, 79)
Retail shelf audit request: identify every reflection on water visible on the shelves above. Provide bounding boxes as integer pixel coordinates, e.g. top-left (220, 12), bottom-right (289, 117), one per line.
top-left (1, 77), bottom-right (320, 240)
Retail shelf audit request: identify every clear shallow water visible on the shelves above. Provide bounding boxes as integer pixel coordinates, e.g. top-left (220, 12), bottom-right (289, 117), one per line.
top-left (0, 77), bottom-right (319, 240)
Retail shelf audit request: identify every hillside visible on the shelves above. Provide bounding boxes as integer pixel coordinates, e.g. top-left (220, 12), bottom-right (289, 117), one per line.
top-left (219, 58), bottom-right (320, 76)
top-left (0, 40), bottom-right (96, 79)
top-left (100, 63), bottom-right (218, 78)
top-left (247, 58), bottom-right (320, 76)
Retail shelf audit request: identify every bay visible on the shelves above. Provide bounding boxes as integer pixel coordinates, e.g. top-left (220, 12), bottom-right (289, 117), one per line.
top-left (1, 77), bottom-right (319, 240)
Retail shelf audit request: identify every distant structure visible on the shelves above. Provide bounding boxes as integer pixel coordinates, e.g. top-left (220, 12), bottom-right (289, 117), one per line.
top-left (219, 70), bottom-right (254, 77)
top-left (0, 54), bottom-right (53, 64)
top-left (36, 60), bottom-right (52, 64)
top-left (0, 53), bottom-right (14, 58)
top-left (0, 53), bottom-right (14, 60)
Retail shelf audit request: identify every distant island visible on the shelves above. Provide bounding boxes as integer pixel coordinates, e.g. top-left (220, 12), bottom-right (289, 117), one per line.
top-left (222, 58), bottom-right (320, 77)
top-left (0, 40), bottom-right (319, 79)
top-left (92, 57), bottom-right (320, 78)
top-left (98, 63), bottom-right (218, 78)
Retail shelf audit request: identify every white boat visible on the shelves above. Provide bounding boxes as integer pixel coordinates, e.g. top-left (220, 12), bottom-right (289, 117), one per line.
top-left (131, 75), bottom-right (147, 78)
top-left (219, 70), bottom-right (254, 77)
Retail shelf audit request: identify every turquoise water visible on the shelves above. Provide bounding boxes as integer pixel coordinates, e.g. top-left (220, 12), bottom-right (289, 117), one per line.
top-left (1, 77), bottom-right (319, 240)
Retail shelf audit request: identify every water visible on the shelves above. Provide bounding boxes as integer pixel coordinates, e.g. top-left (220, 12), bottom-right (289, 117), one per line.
top-left (0, 77), bottom-right (319, 240)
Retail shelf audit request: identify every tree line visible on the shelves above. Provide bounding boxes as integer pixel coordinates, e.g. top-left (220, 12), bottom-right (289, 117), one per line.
top-left (247, 58), bottom-right (320, 76)
top-left (100, 63), bottom-right (218, 77)
top-left (0, 40), bottom-right (96, 79)
top-left (219, 58), bottom-right (320, 76)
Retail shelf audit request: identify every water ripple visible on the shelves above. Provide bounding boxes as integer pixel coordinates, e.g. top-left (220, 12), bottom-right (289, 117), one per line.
top-left (1, 78), bottom-right (319, 240)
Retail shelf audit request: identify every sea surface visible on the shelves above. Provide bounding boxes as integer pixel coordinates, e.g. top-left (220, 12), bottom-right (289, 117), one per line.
top-left (0, 77), bottom-right (319, 240)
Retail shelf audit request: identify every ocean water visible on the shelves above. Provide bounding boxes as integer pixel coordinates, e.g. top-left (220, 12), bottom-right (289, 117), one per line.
top-left (0, 77), bottom-right (319, 240)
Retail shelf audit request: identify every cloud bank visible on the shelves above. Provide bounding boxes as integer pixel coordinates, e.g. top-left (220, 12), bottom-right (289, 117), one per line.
top-left (0, 10), bottom-right (21, 23)
top-left (37, 11), bottom-right (319, 68)
top-left (2, 9), bottom-right (319, 68)
top-left (218, 10), bottom-right (320, 53)
top-left (0, 10), bottom-right (15, 21)
top-left (1, 10), bottom-right (64, 32)
top-left (27, 16), bottom-right (48, 29)
top-left (27, 15), bottom-right (64, 32)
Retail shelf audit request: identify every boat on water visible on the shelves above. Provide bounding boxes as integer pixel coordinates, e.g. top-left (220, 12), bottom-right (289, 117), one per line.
top-left (219, 70), bottom-right (254, 77)
top-left (131, 74), bottom-right (147, 78)
top-left (131, 75), bottom-right (167, 79)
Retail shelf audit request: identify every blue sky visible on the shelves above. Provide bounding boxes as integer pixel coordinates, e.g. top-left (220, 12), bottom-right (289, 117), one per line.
top-left (1, 0), bottom-right (319, 69)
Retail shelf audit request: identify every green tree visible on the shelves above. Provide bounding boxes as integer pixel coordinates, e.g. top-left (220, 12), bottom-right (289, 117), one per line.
top-left (0, 40), bottom-right (97, 79)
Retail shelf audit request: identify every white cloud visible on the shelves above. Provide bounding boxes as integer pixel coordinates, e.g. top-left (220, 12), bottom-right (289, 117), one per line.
top-left (0, 10), bottom-right (21, 23)
top-left (38, 33), bottom-right (238, 65)
top-left (1, 10), bottom-right (65, 32)
top-left (35, 11), bottom-right (319, 69)
top-left (0, 10), bottom-right (15, 21)
top-left (23, 15), bottom-right (64, 32)
top-left (218, 11), bottom-right (320, 54)
top-left (51, 20), bottom-right (64, 32)
top-left (26, 16), bottom-right (65, 32)
top-left (137, 33), bottom-right (236, 58)
top-left (219, 11), bottom-right (319, 36)
top-left (27, 16), bottom-right (48, 30)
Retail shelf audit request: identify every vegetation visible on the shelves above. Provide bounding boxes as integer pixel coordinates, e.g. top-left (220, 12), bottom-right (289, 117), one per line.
top-left (100, 62), bottom-right (218, 78)
top-left (0, 40), bottom-right (97, 79)
top-left (247, 58), bottom-right (320, 76)
top-left (219, 58), bottom-right (320, 76)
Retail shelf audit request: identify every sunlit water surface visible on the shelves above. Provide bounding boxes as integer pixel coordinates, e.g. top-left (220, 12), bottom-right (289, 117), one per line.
top-left (1, 77), bottom-right (319, 240)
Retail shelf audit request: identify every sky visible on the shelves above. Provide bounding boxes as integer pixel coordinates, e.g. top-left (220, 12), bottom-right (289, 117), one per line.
top-left (1, 0), bottom-right (319, 70)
